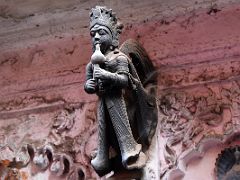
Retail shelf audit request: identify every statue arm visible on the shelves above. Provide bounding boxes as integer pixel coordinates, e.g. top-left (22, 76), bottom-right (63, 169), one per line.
top-left (109, 72), bottom-right (128, 88)
top-left (113, 55), bottom-right (129, 87)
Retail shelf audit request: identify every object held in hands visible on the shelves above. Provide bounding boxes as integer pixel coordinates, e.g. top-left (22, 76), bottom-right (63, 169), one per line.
top-left (91, 43), bottom-right (106, 80)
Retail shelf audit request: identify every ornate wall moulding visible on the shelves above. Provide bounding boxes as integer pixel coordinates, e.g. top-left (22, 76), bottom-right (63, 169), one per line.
top-left (0, 104), bottom-right (98, 179)
top-left (0, 143), bottom-right (88, 180)
top-left (157, 82), bottom-right (240, 180)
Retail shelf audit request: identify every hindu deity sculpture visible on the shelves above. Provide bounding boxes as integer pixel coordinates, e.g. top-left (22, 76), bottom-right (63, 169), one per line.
top-left (84, 6), bottom-right (158, 176)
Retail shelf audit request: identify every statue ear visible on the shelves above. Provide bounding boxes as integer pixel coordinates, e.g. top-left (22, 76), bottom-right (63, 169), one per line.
top-left (112, 39), bottom-right (119, 48)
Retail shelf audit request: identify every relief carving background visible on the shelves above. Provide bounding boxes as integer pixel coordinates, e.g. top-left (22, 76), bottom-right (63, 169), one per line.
top-left (0, 103), bottom-right (98, 179)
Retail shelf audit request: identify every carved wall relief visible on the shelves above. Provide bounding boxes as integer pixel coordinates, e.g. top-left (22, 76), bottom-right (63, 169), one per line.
top-left (158, 81), bottom-right (240, 179)
top-left (0, 103), bottom-right (98, 179)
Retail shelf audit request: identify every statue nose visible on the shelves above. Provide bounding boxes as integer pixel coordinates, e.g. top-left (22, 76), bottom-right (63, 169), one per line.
top-left (94, 33), bottom-right (100, 41)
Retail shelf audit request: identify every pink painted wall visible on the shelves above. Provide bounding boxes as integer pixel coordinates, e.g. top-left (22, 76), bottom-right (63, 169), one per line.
top-left (1, 0), bottom-right (240, 179)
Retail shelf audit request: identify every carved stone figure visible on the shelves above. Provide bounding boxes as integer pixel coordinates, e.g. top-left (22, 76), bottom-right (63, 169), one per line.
top-left (84, 6), bottom-right (158, 176)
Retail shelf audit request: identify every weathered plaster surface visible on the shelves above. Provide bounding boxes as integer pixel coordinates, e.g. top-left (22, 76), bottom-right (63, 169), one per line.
top-left (1, 0), bottom-right (240, 179)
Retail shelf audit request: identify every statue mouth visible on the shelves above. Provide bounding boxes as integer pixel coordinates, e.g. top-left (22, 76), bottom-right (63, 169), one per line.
top-left (94, 42), bottom-right (100, 45)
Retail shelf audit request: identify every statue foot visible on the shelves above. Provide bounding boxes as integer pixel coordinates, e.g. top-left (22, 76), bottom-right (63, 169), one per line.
top-left (122, 144), bottom-right (144, 169)
top-left (125, 151), bottom-right (147, 170)
top-left (91, 155), bottom-right (111, 177)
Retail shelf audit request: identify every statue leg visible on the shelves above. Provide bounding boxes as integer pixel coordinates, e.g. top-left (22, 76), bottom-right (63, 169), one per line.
top-left (106, 95), bottom-right (146, 169)
top-left (91, 98), bottom-right (110, 176)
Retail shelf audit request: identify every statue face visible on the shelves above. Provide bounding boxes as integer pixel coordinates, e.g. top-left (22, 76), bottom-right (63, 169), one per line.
top-left (90, 24), bottom-right (113, 53)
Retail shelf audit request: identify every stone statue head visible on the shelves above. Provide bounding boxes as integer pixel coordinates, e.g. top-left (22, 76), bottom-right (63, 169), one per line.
top-left (89, 6), bottom-right (123, 49)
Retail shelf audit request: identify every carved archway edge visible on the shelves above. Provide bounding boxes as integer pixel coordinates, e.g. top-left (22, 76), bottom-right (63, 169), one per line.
top-left (165, 130), bottom-right (240, 180)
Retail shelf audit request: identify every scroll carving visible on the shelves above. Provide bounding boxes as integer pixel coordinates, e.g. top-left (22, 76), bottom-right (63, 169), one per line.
top-left (0, 104), bottom-right (98, 179)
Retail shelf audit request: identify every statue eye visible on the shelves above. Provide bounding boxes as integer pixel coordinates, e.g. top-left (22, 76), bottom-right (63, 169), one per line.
top-left (90, 31), bottom-right (95, 37)
top-left (98, 29), bottom-right (106, 35)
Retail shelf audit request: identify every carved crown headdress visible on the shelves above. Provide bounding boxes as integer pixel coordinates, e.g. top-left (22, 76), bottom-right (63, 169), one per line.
top-left (89, 6), bottom-right (123, 47)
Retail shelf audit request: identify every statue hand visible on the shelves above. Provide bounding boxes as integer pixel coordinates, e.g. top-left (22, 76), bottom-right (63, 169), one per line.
top-left (94, 67), bottom-right (113, 80)
top-left (98, 79), bottom-right (105, 93)
top-left (85, 79), bottom-right (97, 94)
